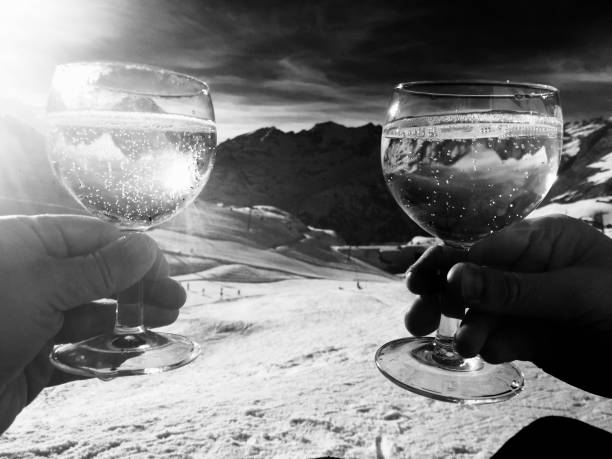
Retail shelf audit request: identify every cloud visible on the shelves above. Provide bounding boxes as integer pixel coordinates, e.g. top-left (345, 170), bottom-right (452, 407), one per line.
top-left (3, 0), bottom-right (612, 139)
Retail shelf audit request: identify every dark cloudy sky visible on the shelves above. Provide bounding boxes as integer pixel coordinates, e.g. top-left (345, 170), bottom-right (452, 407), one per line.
top-left (2, 0), bottom-right (612, 139)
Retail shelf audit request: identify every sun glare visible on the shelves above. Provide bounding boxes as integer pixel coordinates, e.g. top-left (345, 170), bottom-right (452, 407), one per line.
top-left (0, 1), bottom-right (55, 43)
top-left (159, 155), bottom-right (197, 195)
top-left (0, 0), bottom-right (112, 107)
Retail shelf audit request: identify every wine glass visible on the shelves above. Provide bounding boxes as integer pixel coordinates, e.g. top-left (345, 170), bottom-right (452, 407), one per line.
top-left (375, 81), bottom-right (562, 403)
top-left (46, 62), bottom-right (216, 379)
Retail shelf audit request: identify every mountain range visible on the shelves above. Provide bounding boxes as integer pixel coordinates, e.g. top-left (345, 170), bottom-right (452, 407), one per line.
top-left (532, 117), bottom-right (612, 230)
top-left (205, 122), bottom-right (419, 244)
top-left (543, 117), bottom-right (611, 205)
top-left (3, 111), bottom-right (612, 249)
top-left (207, 117), bottom-right (612, 243)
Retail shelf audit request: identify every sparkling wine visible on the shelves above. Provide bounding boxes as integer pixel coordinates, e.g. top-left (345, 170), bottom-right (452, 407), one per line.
top-left (381, 112), bottom-right (562, 244)
top-left (47, 111), bottom-right (216, 230)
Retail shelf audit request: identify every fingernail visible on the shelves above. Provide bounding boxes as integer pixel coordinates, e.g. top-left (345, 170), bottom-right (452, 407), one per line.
top-left (462, 264), bottom-right (483, 302)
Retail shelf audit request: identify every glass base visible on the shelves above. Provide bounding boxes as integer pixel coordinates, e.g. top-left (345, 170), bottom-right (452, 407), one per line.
top-left (50, 330), bottom-right (200, 380)
top-left (375, 337), bottom-right (524, 404)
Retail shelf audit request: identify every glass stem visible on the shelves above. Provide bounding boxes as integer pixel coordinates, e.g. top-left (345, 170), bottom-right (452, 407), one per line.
top-left (431, 242), bottom-right (470, 366)
top-left (432, 315), bottom-right (462, 364)
top-left (114, 280), bottom-right (145, 335)
top-left (113, 229), bottom-right (146, 337)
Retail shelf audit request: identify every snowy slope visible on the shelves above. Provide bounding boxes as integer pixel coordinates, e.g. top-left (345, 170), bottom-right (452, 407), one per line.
top-left (1, 279), bottom-right (610, 458)
top-left (536, 117), bottom-right (612, 229)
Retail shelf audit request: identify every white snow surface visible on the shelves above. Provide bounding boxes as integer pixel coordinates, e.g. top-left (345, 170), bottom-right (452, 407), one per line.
top-left (1, 279), bottom-right (610, 458)
top-left (587, 152), bottom-right (612, 184)
top-left (531, 198), bottom-right (612, 222)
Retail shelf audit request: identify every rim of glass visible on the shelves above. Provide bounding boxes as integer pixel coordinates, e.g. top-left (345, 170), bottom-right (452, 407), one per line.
top-left (395, 80), bottom-right (559, 98)
top-left (55, 61), bottom-right (209, 97)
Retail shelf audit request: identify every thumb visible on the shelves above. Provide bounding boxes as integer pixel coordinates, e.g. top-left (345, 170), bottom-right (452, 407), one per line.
top-left (447, 262), bottom-right (582, 320)
top-left (48, 233), bottom-right (158, 310)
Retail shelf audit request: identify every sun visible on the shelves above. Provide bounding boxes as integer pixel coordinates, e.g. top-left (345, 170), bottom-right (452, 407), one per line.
top-left (0, 0), bottom-right (112, 107)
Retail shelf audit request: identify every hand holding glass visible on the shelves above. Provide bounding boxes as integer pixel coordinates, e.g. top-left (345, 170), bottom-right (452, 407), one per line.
top-left (46, 62), bottom-right (216, 379)
top-left (375, 81), bottom-right (562, 403)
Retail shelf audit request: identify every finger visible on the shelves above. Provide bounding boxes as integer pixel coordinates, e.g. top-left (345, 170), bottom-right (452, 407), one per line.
top-left (143, 250), bottom-right (170, 282)
top-left (469, 214), bottom-right (597, 272)
top-left (145, 305), bottom-right (179, 328)
top-left (143, 277), bottom-right (187, 310)
top-left (446, 262), bottom-right (584, 320)
top-left (75, 276), bottom-right (185, 309)
top-left (27, 215), bottom-right (121, 257)
top-left (380, 244), bottom-right (427, 273)
top-left (479, 322), bottom-right (551, 364)
top-left (468, 219), bottom-right (534, 269)
top-left (404, 295), bottom-right (441, 336)
top-left (406, 245), bottom-right (466, 294)
top-left (23, 341), bottom-right (56, 402)
top-left (49, 233), bottom-right (158, 310)
top-left (455, 310), bottom-right (500, 358)
top-left (436, 293), bottom-right (466, 319)
top-left (56, 302), bottom-right (181, 343)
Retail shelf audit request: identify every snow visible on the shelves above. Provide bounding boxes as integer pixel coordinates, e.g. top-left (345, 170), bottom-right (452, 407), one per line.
top-left (564, 121), bottom-right (605, 138)
top-left (563, 138), bottom-right (581, 158)
top-left (561, 119), bottom-right (606, 159)
top-left (1, 274), bottom-right (611, 458)
top-left (531, 198), bottom-right (612, 222)
top-left (587, 152), bottom-right (612, 184)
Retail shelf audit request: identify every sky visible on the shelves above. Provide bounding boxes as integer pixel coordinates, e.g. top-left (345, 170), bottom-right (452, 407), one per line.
top-left (2, 0), bottom-right (612, 140)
